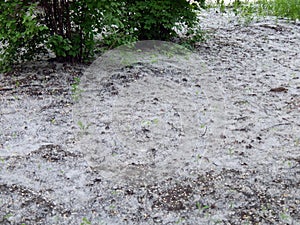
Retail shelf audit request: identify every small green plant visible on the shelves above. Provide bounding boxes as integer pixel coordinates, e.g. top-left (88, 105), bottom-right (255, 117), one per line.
top-left (261, 205), bottom-right (267, 212)
top-left (202, 205), bottom-right (210, 210)
top-left (72, 77), bottom-right (81, 88)
top-left (77, 120), bottom-right (90, 133)
top-left (80, 217), bottom-right (91, 225)
top-left (279, 211), bottom-right (290, 221)
top-left (3, 213), bottom-right (13, 220)
top-left (175, 217), bottom-right (185, 224)
top-left (12, 132), bottom-right (17, 138)
top-left (287, 161), bottom-right (292, 167)
top-left (152, 118), bottom-right (159, 124)
top-left (200, 124), bottom-right (206, 128)
top-left (109, 205), bottom-right (116, 210)
top-left (229, 201), bottom-right (234, 209)
top-left (212, 219), bottom-right (222, 224)
top-left (196, 202), bottom-right (211, 211)
top-left (51, 118), bottom-right (56, 124)
top-left (77, 120), bottom-right (91, 137)
top-left (218, 0), bottom-right (226, 13)
top-left (141, 120), bottom-right (151, 126)
top-left (15, 80), bottom-right (20, 88)
top-left (295, 138), bottom-right (299, 146)
top-left (197, 154), bottom-right (202, 160)
top-left (141, 118), bottom-right (159, 126)
top-left (228, 148), bottom-right (234, 156)
top-left (71, 77), bottom-right (83, 101)
top-left (150, 54), bottom-right (159, 63)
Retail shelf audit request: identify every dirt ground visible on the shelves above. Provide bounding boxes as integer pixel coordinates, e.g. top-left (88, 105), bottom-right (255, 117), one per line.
top-left (0, 8), bottom-right (299, 225)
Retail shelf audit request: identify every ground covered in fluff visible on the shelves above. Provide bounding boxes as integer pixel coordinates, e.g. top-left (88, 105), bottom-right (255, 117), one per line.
top-left (1, 8), bottom-right (299, 225)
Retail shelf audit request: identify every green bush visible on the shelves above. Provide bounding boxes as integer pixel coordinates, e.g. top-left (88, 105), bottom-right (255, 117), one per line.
top-left (0, 0), bottom-right (204, 72)
top-left (0, 0), bottom-right (122, 71)
top-left (40, 0), bottom-right (120, 62)
top-left (0, 0), bottom-right (48, 71)
top-left (119, 0), bottom-right (202, 40)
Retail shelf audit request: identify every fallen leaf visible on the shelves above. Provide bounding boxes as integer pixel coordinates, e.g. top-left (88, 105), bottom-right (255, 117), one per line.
top-left (270, 87), bottom-right (288, 92)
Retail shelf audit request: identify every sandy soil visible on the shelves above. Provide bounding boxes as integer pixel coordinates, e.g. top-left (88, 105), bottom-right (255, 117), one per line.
top-left (0, 8), bottom-right (299, 225)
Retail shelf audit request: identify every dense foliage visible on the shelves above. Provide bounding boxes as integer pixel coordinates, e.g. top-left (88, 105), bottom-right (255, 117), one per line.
top-left (0, 0), bottom-right (48, 71)
top-left (0, 0), bottom-right (203, 72)
top-left (120, 0), bottom-right (200, 40)
top-left (223, 0), bottom-right (300, 23)
top-left (257, 0), bottom-right (300, 21)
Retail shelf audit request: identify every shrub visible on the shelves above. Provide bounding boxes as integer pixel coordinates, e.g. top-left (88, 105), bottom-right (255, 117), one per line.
top-left (0, 0), bottom-right (122, 71)
top-left (0, 0), bottom-right (48, 71)
top-left (118, 0), bottom-right (202, 41)
top-left (0, 0), bottom-right (204, 72)
top-left (40, 0), bottom-right (118, 62)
